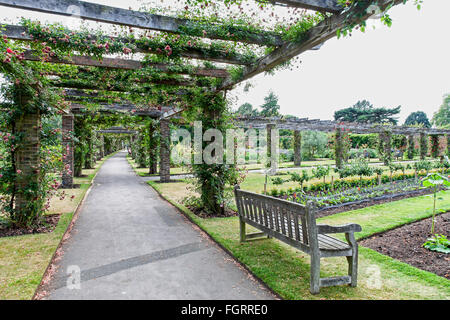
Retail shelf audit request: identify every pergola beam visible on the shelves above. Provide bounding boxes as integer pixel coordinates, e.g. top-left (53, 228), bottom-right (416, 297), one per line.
top-left (219, 0), bottom-right (404, 90)
top-left (22, 50), bottom-right (229, 78)
top-left (0, 0), bottom-right (284, 46)
top-left (1, 24), bottom-right (252, 66)
top-left (70, 103), bottom-right (164, 118)
top-left (265, 0), bottom-right (341, 13)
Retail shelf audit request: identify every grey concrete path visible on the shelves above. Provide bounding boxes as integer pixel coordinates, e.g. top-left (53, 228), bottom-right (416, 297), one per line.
top-left (47, 151), bottom-right (275, 300)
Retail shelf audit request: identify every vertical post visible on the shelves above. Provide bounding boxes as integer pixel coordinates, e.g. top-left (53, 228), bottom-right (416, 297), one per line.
top-left (293, 130), bottom-right (302, 167)
top-left (447, 134), bottom-right (450, 157)
top-left (84, 131), bottom-right (93, 169)
top-left (407, 134), bottom-right (415, 160)
top-left (62, 113), bottom-right (74, 189)
top-left (266, 124), bottom-right (278, 172)
top-left (160, 119), bottom-right (171, 183)
top-left (430, 134), bottom-right (440, 159)
top-left (383, 132), bottom-right (392, 165)
top-left (99, 134), bottom-right (105, 159)
top-left (335, 127), bottom-right (344, 169)
top-left (14, 111), bottom-right (41, 215)
top-left (420, 133), bottom-right (428, 160)
top-left (148, 121), bottom-right (158, 175)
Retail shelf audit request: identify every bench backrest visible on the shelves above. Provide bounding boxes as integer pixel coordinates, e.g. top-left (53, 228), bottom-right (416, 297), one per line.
top-left (234, 186), bottom-right (318, 251)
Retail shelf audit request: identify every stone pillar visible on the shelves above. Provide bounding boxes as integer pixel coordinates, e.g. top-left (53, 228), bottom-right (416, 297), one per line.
top-left (160, 119), bottom-right (171, 182)
top-left (407, 135), bottom-right (415, 160)
top-left (447, 134), bottom-right (450, 157)
top-left (383, 132), bottom-right (392, 165)
top-left (266, 124), bottom-right (279, 172)
top-left (62, 113), bottom-right (74, 188)
top-left (419, 133), bottom-right (428, 160)
top-left (293, 130), bottom-right (302, 167)
top-left (335, 128), bottom-right (344, 169)
top-left (99, 134), bottom-right (105, 159)
top-left (14, 111), bottom-right (41, 215)
top-left (148, 121), bottom-right (158, 175)
top-left (430, 134), bottom-right (440, 159)
top-left (84, 132), bottom-right (93, 169)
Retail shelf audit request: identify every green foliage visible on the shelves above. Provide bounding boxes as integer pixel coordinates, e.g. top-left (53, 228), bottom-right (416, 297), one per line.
top-left (301, 131), bottom-right (329, 160)
top-left (259, 91), bottom-right (280, 117)
top-left (334, 100), bottom-right (401, 125)
top-left (404, 111), bottom-right (431, 128)
top-left (432, 94), bottom-right (450, 128)
top-left (423, 234), bottom-right (450, 254)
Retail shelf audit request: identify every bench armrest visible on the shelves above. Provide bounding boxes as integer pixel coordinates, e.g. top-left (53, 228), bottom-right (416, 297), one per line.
top-left (316, 224), bottom-right (362, 235)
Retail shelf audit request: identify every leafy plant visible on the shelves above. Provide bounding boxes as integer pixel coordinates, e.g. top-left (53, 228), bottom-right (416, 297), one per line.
top-left (421, 173), bottom-right (450, 235)
top-left (423, 234), bottom-right (450, 254)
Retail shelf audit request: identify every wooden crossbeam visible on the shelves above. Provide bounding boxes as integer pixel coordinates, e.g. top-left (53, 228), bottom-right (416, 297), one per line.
top-left (21, 50), bottom-right (229, 77)
top-left (0, 0), bottom-right (284, 46)
top-left (218, 0), bottom-right (404, 91)
top-left (70, 102), bottom-right (164, 117)
top-left (265, 0), bottom-right (341, 13)
top-left (1, 24), bottom-right (252, 65)
top-left (235, 117), bottom-right (450, 135)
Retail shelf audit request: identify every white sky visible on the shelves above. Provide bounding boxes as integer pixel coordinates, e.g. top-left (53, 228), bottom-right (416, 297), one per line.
top-left (230, 0), bottom-right (450, 124)
top-left (0, 0), bottom-right (448, 124)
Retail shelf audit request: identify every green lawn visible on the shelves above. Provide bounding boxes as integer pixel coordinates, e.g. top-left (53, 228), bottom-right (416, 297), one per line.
top-left (0, 154), bottom-right (113, 300)
top-left (149, 180), bottom-right (450, 300)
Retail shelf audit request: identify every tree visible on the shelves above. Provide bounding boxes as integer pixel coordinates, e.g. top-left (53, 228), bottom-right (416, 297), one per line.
top-left (432, 94), bottom-right (450, 128)
top-left (260, 91), bottom-right (280, 117)
top-left (236, 102), bottom-right (259, 117)
top-left (334, 100), bottom-right (400, 124)
top-left (302, 131), bottom-right (328, 160)
top-left (404, 111), bottom-right (431, 128)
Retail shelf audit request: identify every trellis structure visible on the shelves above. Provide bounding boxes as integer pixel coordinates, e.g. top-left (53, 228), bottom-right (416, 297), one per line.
top-left (0, 0), bottom-right (421, 221)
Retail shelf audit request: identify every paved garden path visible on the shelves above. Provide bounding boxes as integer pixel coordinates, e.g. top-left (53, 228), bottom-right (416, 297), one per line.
top-left (47, 151), bottom-right (275, 300)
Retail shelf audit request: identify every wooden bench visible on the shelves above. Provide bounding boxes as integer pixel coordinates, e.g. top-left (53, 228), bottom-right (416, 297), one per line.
top-left (234, 186), bottom-right (362, 294)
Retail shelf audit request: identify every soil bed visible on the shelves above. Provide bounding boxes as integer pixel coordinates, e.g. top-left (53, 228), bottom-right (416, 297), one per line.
top-left (360, 212), bottom-right (450, 279)
top-left (0, 214), bottom-right (61, 238)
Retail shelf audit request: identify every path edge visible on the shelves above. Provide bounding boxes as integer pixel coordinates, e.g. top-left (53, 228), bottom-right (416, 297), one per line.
top-left (32, 153), bottom-right (116, 300)
top-left (140, 178), bottom-right (282, 300)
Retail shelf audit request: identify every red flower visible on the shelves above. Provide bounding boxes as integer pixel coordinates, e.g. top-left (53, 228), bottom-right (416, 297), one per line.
top-left (6, 48), bottom-right (13, 54)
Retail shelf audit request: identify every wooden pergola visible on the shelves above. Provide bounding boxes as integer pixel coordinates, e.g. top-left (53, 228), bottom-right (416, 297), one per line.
top-left (0, 0), bottom-right (412, 202)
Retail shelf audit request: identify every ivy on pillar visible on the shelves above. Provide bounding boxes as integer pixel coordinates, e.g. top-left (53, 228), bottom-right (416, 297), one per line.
top-left (13, 111), bottom-right (42, 224)
top-left (84, 132), bottom-right (94, 169)
top-left (160, 119), bottom-right (171, 183)
top-left (61, 113), bottom-right (74, 189)
top-left (148, 120), bottom-right (158, 175)
top-left (379, 131), bottom-right (392, 165)
top-left (407, 135), bottom-right (415, 160)
top-left (293, 130), bottom-right (302, 167)
top-left (266, 124), bottom-right (279, 172)
top-left (430, 135), bottom-right (440, 159)
top-left (136, 128), bottom-right (146, 168)
top-left (447, 135), bottom-right (450, 157)
top-left (419, 133), bottom-right (428, 160)
top-left (334, 127), bottom-right (344, 169)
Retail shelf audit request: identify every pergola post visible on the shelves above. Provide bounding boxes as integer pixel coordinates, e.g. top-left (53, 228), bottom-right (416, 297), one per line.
top-left (379, 131), bottom-right (392, 165)
top-left (335, 127), bottom-right (344, 169)
top-left (148, 121), bottom-right (158, 175)
top-left (13, 111), bottom-right (41, 217)
top-left (160, 119), bottom-right (171, 183)
top-left (293, 130), bottom-right (302, 167)
top-left (407, 134), bottom-right (415, 160)
top-left (84, 131), bottom-right (94, 169)
top-left (136, 128), bottom-right (146, 168)
top-left (266, 124), bottom-right (279, 172)
top-left (430, 134), bottom-right (440, 159)
top-left (62, 113), bottom-right (74, 189)
top-left (99, 134), bottom-right (105, 159)
top-left (447, 134), bottom-right (450, 157)
top-left (420, 133), bottom-right (428, 160)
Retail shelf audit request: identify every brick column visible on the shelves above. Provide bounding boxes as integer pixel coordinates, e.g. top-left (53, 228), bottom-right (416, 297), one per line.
top-left (293, 130), bottom-right (302, 167)
top-left (266, 124), bottom-right (278, 172)
top-left (14, 111), bottom-right (41, 214)
top-left (420, 133), bottom-right (428, 160)
top-left (160, 119), bottom-right (171, 182)
top-left (148, 121), bottom-right (158, 175)
top-left (62, 113), bottom-right (74, 189)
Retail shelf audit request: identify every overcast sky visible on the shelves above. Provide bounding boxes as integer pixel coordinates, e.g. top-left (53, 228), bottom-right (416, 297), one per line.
top-left (230, 0), bottom-right (450, 124)
top-left (1, 0), bottom-right (448, 124)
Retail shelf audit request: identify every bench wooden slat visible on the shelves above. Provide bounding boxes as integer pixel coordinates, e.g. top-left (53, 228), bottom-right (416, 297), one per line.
top-left (234, 186), bottom-right (360, 294)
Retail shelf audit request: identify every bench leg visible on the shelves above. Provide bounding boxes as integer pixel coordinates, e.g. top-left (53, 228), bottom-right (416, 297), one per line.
top-left (346, 247), bottom-right (358, 287)
top-left (310, 254), bottom-right (321, 294)
top-left (239, 216), bottom-right (246, 243)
